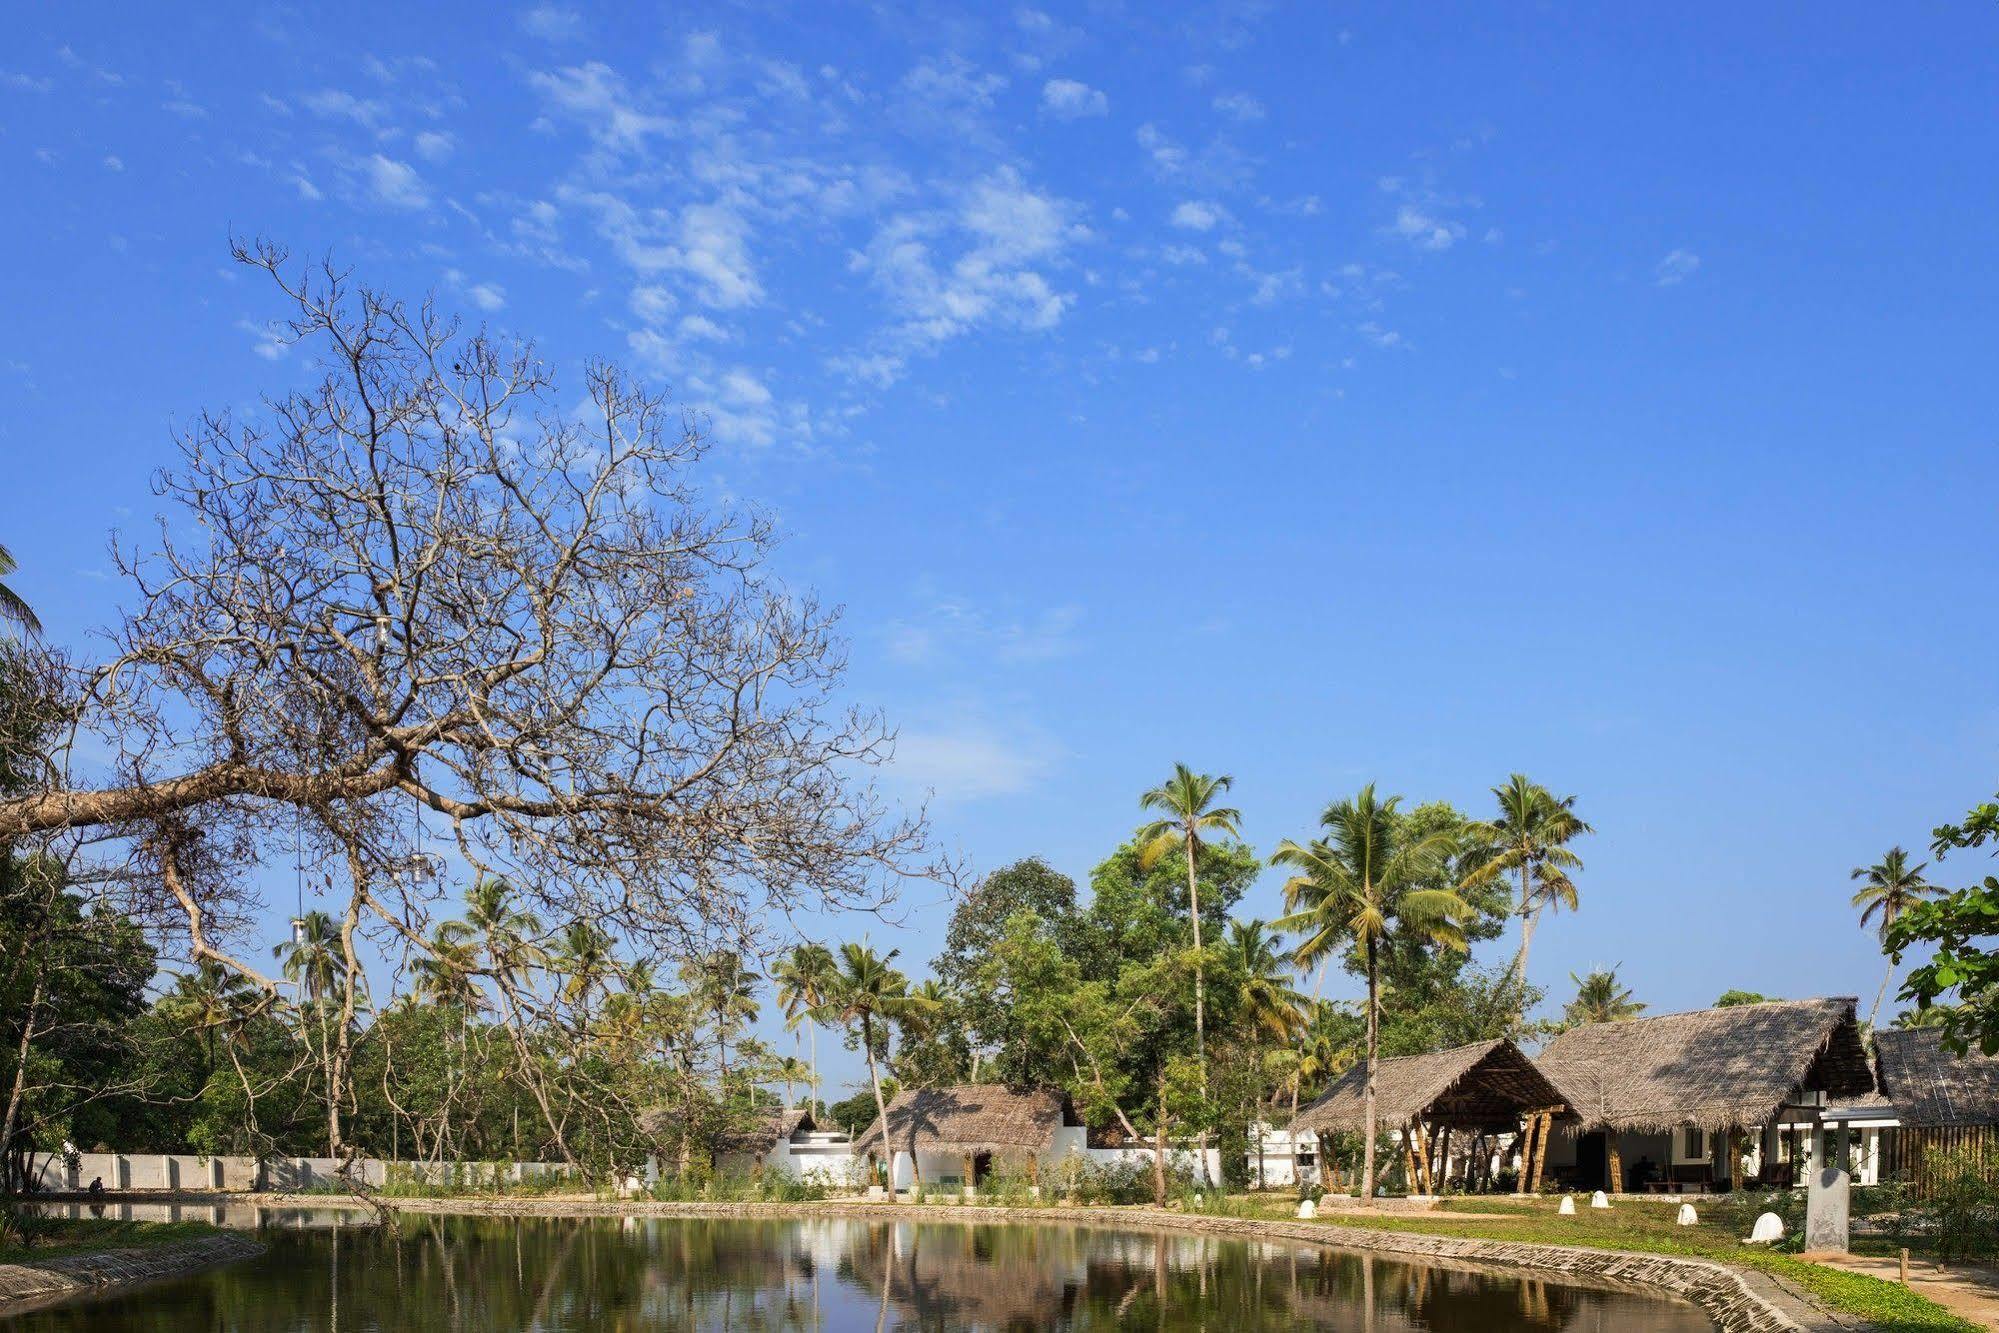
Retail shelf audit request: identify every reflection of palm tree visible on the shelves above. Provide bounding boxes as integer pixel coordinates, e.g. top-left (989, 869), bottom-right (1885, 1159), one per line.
top-left (1851, 847), bottom-right (1936, 1029)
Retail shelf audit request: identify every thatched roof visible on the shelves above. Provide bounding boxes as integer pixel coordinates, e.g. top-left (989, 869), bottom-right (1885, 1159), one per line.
top-left (850, 1084), bottom-right (1077, 1157)
top-left (717, 1107), bottom-right (814, 1155)
top-left (1536, 997), bottom-right (1873, 1133)
top-left (1874, 1027), bottom-right (1999, 1128)
top-left (635, 1105), bottom-right (813, 1156)
top-left (1290, 1039), bottom-right (1571, 1134)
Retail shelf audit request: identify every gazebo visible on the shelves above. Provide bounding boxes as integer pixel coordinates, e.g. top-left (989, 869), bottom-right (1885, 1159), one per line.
top-left (1535, 997), bottom-right (1874, 1193)
top-left (1289, 1038), bottom-right (1573, 1194)
top-left (851, 1084), bottom-right (1085, 1191)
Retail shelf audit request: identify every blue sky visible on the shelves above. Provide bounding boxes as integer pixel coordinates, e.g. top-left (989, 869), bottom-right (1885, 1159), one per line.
top-left (3, 3), bottom-right (1997, 1095)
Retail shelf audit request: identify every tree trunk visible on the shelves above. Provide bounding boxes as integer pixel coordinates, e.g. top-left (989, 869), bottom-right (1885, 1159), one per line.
top-left (0, 975), bottom-right (46, 1185)
top-left (1153, 1070), bottom-right (1169, 1207)
top-left (1869, 960), bottom-right (1896, 1032)
top-left (1509, 858), bottom-right (1536, 984)
top-left (1362, 935), bottom-right (1379, 1199)
top-left (1185, 828), bottom-right (1209, 1184)
top-left (863, 1012), bottom-right (892, 1188)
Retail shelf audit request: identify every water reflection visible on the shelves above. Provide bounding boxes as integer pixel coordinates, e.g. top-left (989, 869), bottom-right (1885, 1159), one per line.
top-left (1, 1213), bottom-right (1714, 1331)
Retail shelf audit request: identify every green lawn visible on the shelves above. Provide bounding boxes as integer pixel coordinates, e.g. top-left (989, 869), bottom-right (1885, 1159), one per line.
top-left (1223, 1194), bottom-right (1979, 1333)
top-left (0, 1216), bottom-right (219, 1266)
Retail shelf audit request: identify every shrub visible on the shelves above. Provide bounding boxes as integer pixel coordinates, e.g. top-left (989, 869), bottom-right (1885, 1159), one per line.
top-left (1910, 1144), bottom-right (1999, 1263)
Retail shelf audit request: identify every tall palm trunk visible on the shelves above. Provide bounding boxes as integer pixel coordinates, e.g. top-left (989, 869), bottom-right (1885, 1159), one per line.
top-left (1508, 858), bottom-right (1536, 983)
top-left (1870, 959), bottom-right (1896, 1031)
top-left (1362, 936), bottom-right (1379, 1198)
top-left (1185, 828), bottom-right (1208, 1182)
top-left (862, 1013), bottom-right (891, 1185)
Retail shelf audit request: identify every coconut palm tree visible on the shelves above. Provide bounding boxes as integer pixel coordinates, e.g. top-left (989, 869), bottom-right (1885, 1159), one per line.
top-left (0, 543), bottom-right (40, 637)
top-left (773, 1054), bottom-right (813, 1113)
top-left (818, 942), bottom-right (916, 1171)
top-left (1272, 784), bottom-right (1468, 1198)
top-left (173, 960), bottom-right (260, 1080)
top-left (551, 920), bottom-right (615, 1008)
top-left (1136, 764), bottom-right (1243, 1110)
top-left (1223, 919), bottom-right (1307, 1043)
top-left (774, 942), bottom-right (838, 1108)
top-left (681, 949), bottom-right (760, 1087)
top-left (1852, 847), bottom-right (1937, 1029)
top-left (459, 877), bottom-right (546, 996)
top-left (1562, 967), bottom-right (1645, 1026)
top-left (1461, 775), bottom-right (1591, 987)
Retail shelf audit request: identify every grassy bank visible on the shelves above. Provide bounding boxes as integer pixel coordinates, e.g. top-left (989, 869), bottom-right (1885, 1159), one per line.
top-left (0, 1216), bottom-right (219, 1266)
top-left (1223, 1194), bottom-right (1976, 1333)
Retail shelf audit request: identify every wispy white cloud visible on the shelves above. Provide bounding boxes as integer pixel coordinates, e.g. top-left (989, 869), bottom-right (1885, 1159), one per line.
top-left (1655, 248), bottom-right (1701, 286)
top-left (302, 87), bottom-right (387, 128)
top-left (1212, 91), bottom-right (1265, 122)
top-left (1171, 200), bottom-right (1225, 231)
top-left (364, 154), bottom-right (428, 209)
top-left (413, 130), bottom-right (454, 161)
top-left (518, 4), bottom-right (583, 41)
top-left (1041, 77), bottom-right (1107, 119)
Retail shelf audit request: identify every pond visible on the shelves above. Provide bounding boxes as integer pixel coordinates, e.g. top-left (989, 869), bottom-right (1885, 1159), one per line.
top-left (4, 1209), bottom-right (1717, 1330)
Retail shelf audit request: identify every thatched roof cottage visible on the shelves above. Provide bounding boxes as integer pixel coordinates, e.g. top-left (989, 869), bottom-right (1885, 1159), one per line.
top-left (1859, 1027), bottom-right (1999, 1189)
top-left (1289, 1038), bottom-right (1573, 1194)
top-left (852, 1084), bottom-right (1087, 1190)
top-left (1535, 997), bottom-right (1874, 1193)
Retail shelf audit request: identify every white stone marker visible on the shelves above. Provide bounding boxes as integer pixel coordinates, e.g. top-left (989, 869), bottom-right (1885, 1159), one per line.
top-left (1806, 1166), bottom-right (1851, 1252)
top-left (1297, 1198), bottom-right (1317, 1220)
top-left (1746, 1212), bottom-right (1785, 1244)
top-left (1589, 1190), bottom-right (1610, 1209)
top-left (1676, 1203), bottom-right (1698, 1226)
top-left (1557, 1196), bottom-right (1575, 1215)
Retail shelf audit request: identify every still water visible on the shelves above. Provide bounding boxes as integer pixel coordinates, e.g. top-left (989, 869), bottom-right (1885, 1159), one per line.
top-left (4, 1208), bottom-right (1716, 1331)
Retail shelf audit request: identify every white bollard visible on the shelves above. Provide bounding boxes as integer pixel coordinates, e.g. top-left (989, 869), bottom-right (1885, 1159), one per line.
top-left (1557, 1195), bottom-right (1576, 1215)
top-left (1297, 1198), bottom-right (1317, 1220)
top-left (1746, 1212), bottom-right (1785, 1244)
top-left (1677, 1203), bottom-right (1698, 1226)
top-left (1589, 1190), bottom-right (1610, 1209)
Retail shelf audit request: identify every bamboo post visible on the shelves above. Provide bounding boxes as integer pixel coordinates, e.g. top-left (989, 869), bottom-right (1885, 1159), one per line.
top-left (1403, 1127), bottom-right (1423, 1196)
top-left (1514, 1115), bottom-right (1537, 1196)
top-left (1437, 1125), bottom-right (1452, 1195)
top-left (963, 1154), bottom-right (975, 1194)
top-left (1415, 1122), bottom-right (1435, 1194)
top-left (1606, 1130), bottom-right (1623, 1195)
top-left (1527, 1113), bottom-right (1551, 1194)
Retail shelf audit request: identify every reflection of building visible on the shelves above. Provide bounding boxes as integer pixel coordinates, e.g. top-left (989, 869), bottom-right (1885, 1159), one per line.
top-left (850, 1084), bottom-right (1087, 1191)
top-left (1536, 998), bottom-right (1875, 1193)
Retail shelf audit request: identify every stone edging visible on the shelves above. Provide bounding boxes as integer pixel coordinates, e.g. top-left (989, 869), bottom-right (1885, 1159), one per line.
top-left (380, 1197), bottom-right (1850, 1332)
top-left (0, 1233), bottom-right (266, 1316)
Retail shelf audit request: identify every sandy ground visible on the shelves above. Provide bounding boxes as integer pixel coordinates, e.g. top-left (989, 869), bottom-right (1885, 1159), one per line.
top-left (1812, 1252), bottom-right (1999, 1329)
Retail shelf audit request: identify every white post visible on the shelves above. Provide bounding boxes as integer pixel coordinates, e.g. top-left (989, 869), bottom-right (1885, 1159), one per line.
top-left (165, 1156), bottom-right (180, 1191)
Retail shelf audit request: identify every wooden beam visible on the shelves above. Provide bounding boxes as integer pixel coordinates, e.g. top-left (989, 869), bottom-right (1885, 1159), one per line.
top-left (1437, 1125), bottom-right (1453, 1195)
top-left (1527, 1112), bottom-right (1551, 1194)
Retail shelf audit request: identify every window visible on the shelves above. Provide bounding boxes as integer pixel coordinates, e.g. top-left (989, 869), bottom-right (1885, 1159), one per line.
top-left (1680, 1127), bottom-right (1706, 1161)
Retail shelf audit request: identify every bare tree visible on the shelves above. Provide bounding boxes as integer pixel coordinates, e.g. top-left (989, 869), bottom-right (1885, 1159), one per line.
top-left (0, 244), bottom-right (950, 1170)
top-left (6, 240), bottom-right (938, 952)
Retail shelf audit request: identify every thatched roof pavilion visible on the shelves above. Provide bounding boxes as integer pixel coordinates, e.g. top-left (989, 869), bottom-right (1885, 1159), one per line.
top-left (1873, 1027), bottom-right (1999, 1128)
top-left (1536, 997), bottom-right (1873, 1133)
top-left (851, 1084), bottom-right (1079, 1160)
top-left (1290, 1039), bottom-right (1570, 1135)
